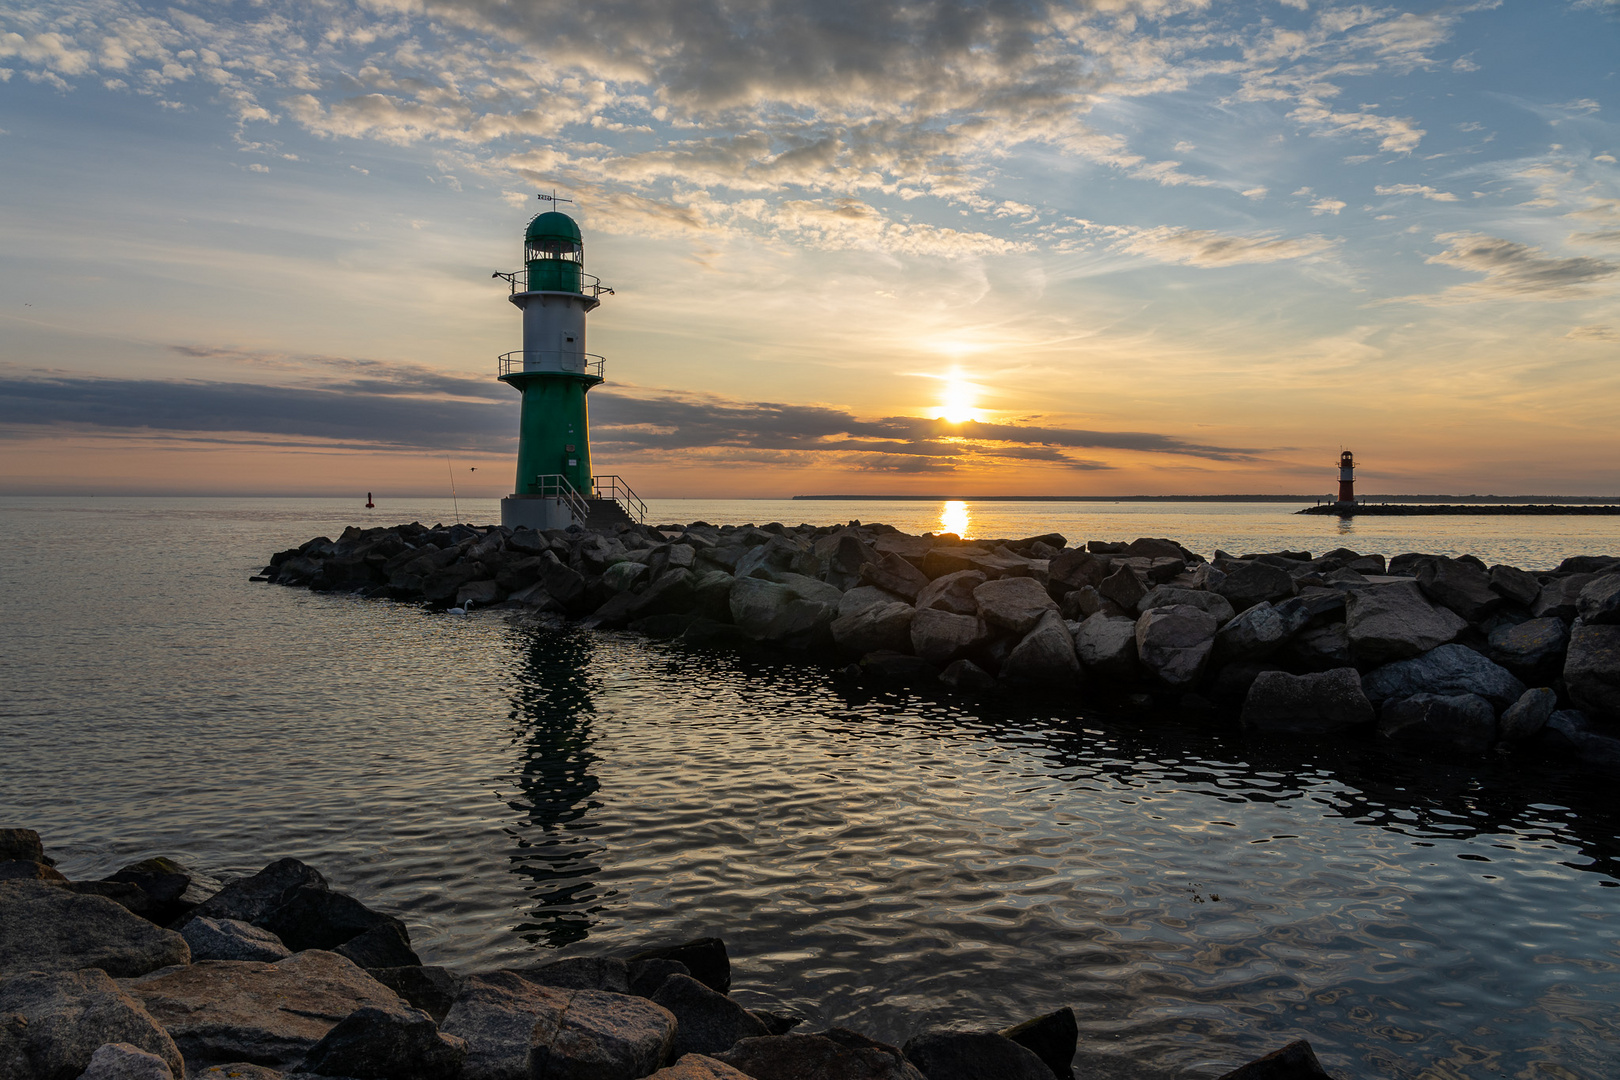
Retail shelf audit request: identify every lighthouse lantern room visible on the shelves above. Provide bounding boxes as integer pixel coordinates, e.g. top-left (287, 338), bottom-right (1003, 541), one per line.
top-left (495, 207), bottom-right (633, 531)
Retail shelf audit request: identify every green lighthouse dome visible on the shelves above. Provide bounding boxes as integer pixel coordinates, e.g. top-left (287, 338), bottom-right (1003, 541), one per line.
top-left (526, 211), bottom-right (582, 243)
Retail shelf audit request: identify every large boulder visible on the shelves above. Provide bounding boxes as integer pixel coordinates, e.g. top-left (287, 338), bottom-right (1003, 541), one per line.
top-left (830, 602), bottom-right (915, 655)
top-left (645, 1055), bottom-right (756, 1080)
top-left (74, 1042), bottom-right (175, 1080)
top-left (1499, 687), bottom-right (1557, 742)
top-left (0, 881), bottom-right (190, 978)
top-left (1281, 622), bottom-right (1352, 671)
top-left (185, 857), bottom-right (326, 928)
top-left (182, 917), bottom-right (292, 963)
top-left (1486, 618), bottom-right (1569, 681)
top-left (0, 969), bottom-right (183, 1080)
top-left (300, 1002), bottom-right (467, 1080)
top-left (1138, 585), bottom-right (1234, 624)
top-left (1533, 574), bottom-right (1596, 621)
top-left (836, 585), bottom-right (903, 622)
top-left (627, 937), bottom-right (730, 995)
top-left (1577, 573), bottom-right (1620, 625)
top-left (901, 1030), bottom-right (1052, 1080)
top-left (914, 570), bottom-right (988, 615)
top-left (1489, 564), bottom-right (1542, 609)
top-left (1096, 566), bottom-right (1146, 612)
top-left (442, 972), bottom-right (675, 1080)
top-left (729, 577), bottom-right (837, 645)
top-left (127, 950), bottom-right (406, 1071)
top-left (1542, 709), bottom-right (1620, 767)
top-left (1001, 611), bottom-right (1082, 686)
top-left (1047, 549), bottom-right (1111, 593)
top-left (650, 973), bottom-right (769, 1058)
top-left (717, 1029), bottom-right (927, 1080)
top-left (1378, 693), bottom-right (1497, 754)
top-left (859, 553), bottom-right (930, 601)
top-left (1214, 562), bottom-right (1296, 612)
top-left (999, 1007), bottom-right (1078, 1080)
top-left (1213, 601), bottom-right (1293, 664)
top-left (0, 829), bottom-right (47, 862)
top-left (1135, 606), bottom-right (1218, 688)
top-left (1241, 669), bottom-right (1375, 735)
top-left (370, 965), bottom-right (464, 1023)
top-left (1214, 1039), bottom-right (1334, 1080)
top-left (1073, 614), bottom-right (1139, 681)
top-left (1565, 623), bottom-right (1620, 720)
top-left (1344, 581), bottom-right (1467, 665)
top-left (1361, 644), bottom-right (1526, 712)
top-left (1416, 558), bottom-right (1501, 622)
top-left (910, 609), bottom-right (991, 666)
top-left (259, 886), bottom-right (417, 961)
top-left (974, 577), bottom-right (1059, 635)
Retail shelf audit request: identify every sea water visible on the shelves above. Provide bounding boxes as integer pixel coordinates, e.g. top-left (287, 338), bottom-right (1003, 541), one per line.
top-left (2, 496), bottom-right (1618, 1078)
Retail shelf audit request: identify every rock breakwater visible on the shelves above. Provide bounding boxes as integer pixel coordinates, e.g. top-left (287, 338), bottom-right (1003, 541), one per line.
top-left (259, 520), bottom-right (1620, 767)
top-left (1, 829), bottom-right (1335, 1079)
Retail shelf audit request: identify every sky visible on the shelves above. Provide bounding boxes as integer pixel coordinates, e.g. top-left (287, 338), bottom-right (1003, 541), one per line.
top-left (1, 0), bottom-right (1618, 498)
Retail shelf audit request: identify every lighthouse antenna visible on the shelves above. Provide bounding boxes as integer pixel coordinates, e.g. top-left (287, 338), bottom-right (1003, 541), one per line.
top-left (537, 190), bottom-right (575, 207)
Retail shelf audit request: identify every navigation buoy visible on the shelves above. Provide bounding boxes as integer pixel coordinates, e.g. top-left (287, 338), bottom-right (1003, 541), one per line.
top-left (365, 492), bottom-right (375, 508)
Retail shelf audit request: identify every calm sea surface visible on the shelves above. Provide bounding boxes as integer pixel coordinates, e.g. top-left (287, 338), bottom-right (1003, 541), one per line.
top-left (3, 497), bottom-right (1619, 1079)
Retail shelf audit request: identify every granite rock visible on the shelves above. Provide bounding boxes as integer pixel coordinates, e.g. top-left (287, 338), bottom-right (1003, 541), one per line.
top-left (1345, 581), bottom-right (1467, 665)
top-left (1499, 688), bottom-right (1558, 742)
top-left (1378, 693), bottom-right (1497, 754)
top-left (973, 577), bottom-right (1060, 636)
top-left (299, 1002), bottom-right (467, 1080)
top-left (902, 1031), bottom-right (1052, 1080)
top-left (182, 916), bottom-right (292, 963)
top-left (651, 973), bottom-right (769, 1058)
top-left (128, 951), bottom-right (405, 1071)
top-left (1241, 669), bottom-right (1375, 735)
top-left (1001, 611), bottom-right (1082, 687)
top-left (1135, 605), bottom-right (1218, 689)
top-left (74, 1041), bottom-right (176, 1080)
top-left (0, 970), bottom-right (183, 1080)
top-left (0, 881), bottom-right (190, 978)
top-left (1361, 644), bottom-right (1527, 712)
top-left (1565, 623), bottom-right (1620, 720)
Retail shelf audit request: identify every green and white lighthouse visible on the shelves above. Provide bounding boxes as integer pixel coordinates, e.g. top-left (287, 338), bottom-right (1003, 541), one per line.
top-left (496, 207), bottom-right (639, 531)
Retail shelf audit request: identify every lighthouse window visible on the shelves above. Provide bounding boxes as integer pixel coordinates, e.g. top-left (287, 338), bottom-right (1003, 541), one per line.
top-left (526, 238), bottom-right (583, 263)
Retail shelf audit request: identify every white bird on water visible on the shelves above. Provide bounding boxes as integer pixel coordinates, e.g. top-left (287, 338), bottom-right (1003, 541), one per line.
top-left (446, 598), bottom-right (475, 618)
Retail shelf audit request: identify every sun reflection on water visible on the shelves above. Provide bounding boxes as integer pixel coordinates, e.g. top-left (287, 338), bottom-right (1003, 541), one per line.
top-left (940, 500), bottom-right (970, 539)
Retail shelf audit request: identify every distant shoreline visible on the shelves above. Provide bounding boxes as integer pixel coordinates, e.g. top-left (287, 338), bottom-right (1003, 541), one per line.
top-left (793, 494), bottom-right (1620, 504)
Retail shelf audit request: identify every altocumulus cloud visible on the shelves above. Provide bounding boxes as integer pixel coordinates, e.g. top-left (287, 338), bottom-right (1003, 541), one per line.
top-left (0, 373), bottom-right (1254, 471)
top-left (1422, 233), bottom-right (1620, 301)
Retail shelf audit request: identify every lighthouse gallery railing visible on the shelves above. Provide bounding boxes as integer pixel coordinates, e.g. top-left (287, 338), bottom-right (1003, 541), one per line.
top-left (492, 269), bottom-right (615, 298)
top-left (498, 351), bottom-right (605, 380)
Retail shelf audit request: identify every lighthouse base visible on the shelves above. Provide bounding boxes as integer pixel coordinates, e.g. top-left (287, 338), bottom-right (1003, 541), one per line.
top-left (501, 495), bottom-right (577, 532)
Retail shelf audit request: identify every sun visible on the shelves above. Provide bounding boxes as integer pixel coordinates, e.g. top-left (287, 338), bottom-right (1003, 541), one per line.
top-left (936, 372), bottom-right (981, 424)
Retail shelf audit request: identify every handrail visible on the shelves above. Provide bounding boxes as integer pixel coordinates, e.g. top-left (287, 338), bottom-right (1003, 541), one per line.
top-left (498, 351), bottom-right (605, 380)
top-left (592, 475), bottom-right (646, 523)
top-left (493, 269), bottom-right (614, 298)
top-left (532, 473), bottom-right (590, 524)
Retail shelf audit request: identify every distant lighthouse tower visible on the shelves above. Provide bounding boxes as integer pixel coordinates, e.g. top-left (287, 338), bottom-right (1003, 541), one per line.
top-left (1337, 450), bottom-right (1357, 505)
top-left (495, 203), bottom-right (641, 531)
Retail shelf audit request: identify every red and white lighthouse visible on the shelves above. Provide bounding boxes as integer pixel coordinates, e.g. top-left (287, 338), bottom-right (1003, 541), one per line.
top-left (1337, 450), bottom-right (1356, 505)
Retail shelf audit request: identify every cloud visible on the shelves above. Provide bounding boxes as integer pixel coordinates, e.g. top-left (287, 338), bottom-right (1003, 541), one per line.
top-left (1566, 325), bottom-right (1619, 341)
top-left (1375, 183), bottom-right (1459, 202)
top-left (0, 370), bottom-right (1256, 471)
top-left (1109, 226), bottom-right (1337, 267)
top-left (1422, 233), bottom-right (1620, 300)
